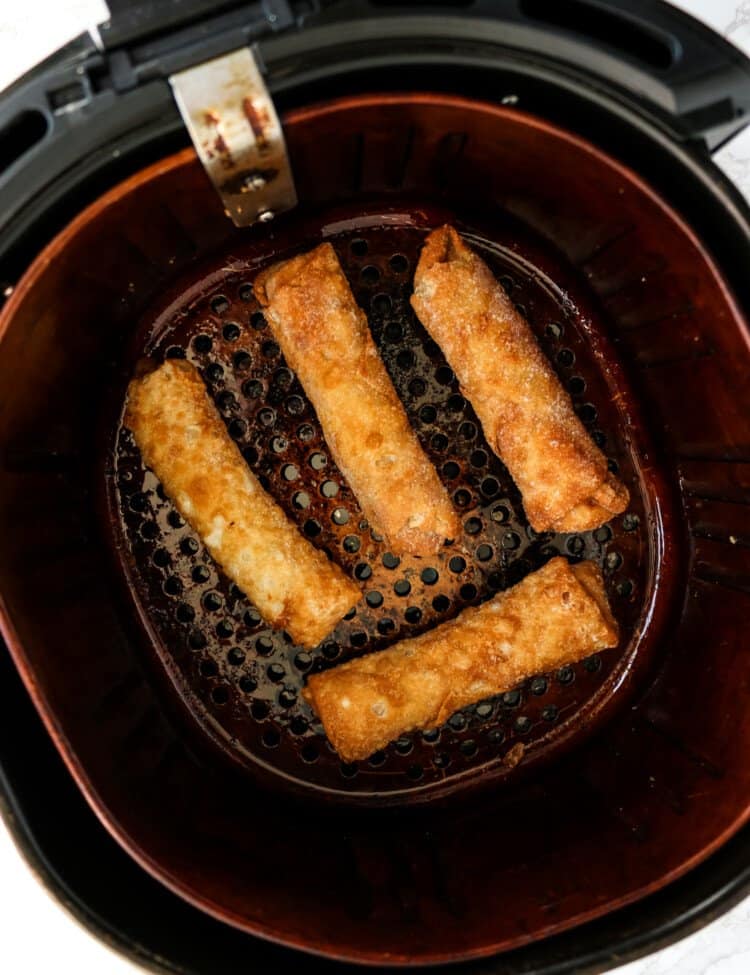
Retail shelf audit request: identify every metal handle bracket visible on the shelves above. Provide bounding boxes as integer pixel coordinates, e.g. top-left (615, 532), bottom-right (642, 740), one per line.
top-left (170, 46), bottom-right (297, 227)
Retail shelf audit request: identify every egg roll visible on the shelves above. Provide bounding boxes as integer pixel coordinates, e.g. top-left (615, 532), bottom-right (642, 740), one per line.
top-left (304, 557), bottom-right (618, 761)
top-left (411, 226), bottom-right (629, 532)
top-left (125, 360), bottom-right (361, 649)
top-left (254, 243), bottom-right (460, 556)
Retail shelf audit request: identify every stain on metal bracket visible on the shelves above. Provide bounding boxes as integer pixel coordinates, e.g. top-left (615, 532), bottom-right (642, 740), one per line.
top-left (170, 48), bottom-right (297, 228)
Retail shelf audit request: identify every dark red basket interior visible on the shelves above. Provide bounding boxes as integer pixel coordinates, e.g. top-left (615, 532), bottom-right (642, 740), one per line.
top-left (0, 94), bottom-right (748, 964)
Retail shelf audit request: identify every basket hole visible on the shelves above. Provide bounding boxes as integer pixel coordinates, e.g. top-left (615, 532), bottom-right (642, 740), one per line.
top-left (420, 567), bottom-right (438, 585)
top-left (304, 519), bottom-right (322, 537)
top-left (355, 562), bottom-right (372, 581)
top-left (389, 254), bottom-right (408, 273)
top-left (164, 576), bottom-right (182, 596)
top-left (321, 480), bottom-right (339, 498)
top-left (465, 516), bottom-right (483, 535)
top-left (290, 716), bottom-right (308, 735)
top-left (378, 618), bottom-right (396, 634)
top-left (395, 737), bottom-right (413, 755)
top-left (432, 594), bottom-right (450, 612)
top-left (202, 591), bottom-right (222, 612)
top-left (371, 293), bottom-right (392, 315)
top-left (394, 579), bottom-right (411, 597)
top-left (361, 265), bottom-right (380, 284)
top-left (227, 647), bottom-right (246, 666)
top-left (366, 590), bottom-right (384, 608)
top-left (343, 535), bottom-right (360, 553)
top-left (223, 322), bottom-right (241, 342)
top-left (251, 311), bottom-right (266, 330)
top-left (211, 686), bottom-right (229, 705)
top-left (431, 433), bottom-right (449, 452)
top-left (188, 630), bottom-right (207, 650)
top-left (435, 365), bottom-right (454, 385)
top-left (251, 700), bottom-right (270, 721)
top-left (567, 536), bottom-right (586, 556)
top-left (322, 642), bottom-right (340, 660)
top-left (262, 727), bottom-right (281, 747)
top-left (419, 404), bottom-right (437, 423)
top-left (502, 531), bottom-right (521, 550)
top-left (256, 636), bottom-right (274, 656)
top-left (515, 715), bottom-right (532, 734)
top-left (405, 606), bottom-right (422, 624)
top-left (258, 406), bottom-right (276, 427)
top-left (460, 739), bottom-right (478, 758)
top-left (292, 491), bottom-right (310, 510)
top-left (396, 350), bottom-right (415, 370)
top-left (557, 665), bottom-right (575, 685)
top-left (448, 713), bottom-right (466, 731)
top-left (384, 322), bottom-right (403, 343)
top-left (350, 238), bottom-right (368, 257)
top-left (294, 651), bottom-right (312, 671)
top-left (267, 663), bottom-right (285, 682)
top-left (152, 547), bottom-right (170, 567)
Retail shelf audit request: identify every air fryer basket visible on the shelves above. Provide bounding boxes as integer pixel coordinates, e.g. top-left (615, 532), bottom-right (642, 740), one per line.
top-left (0, 93), bottom-right (749, 963)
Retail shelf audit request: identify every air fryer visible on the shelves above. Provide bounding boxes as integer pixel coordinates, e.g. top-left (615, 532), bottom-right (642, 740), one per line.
top-left (1, 0), bottom-right (749, 969)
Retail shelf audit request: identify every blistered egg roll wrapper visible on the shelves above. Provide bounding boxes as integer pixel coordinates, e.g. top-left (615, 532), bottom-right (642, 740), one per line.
top-left (304, 557), bottom-right (618, 762)
top-left (411, 225), bottom-right (629, 532)
top-left (254, 243), bottom-right (460, 556)
top-left (125, 359), bottom-right (361, 649)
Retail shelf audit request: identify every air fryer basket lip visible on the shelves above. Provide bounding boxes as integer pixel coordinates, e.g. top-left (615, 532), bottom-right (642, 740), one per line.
top-left (1, 91), bottom-right (749, 965)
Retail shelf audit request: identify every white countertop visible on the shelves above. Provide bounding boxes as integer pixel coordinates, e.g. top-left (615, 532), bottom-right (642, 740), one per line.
top-left (1, 1), bottom-right (749, 972)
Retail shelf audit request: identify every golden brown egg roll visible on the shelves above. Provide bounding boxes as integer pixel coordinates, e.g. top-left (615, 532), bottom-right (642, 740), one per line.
top-left (411, 226), bottom-right (629, 533)
top-left (125, 360), bottom-right (361, 649)
top-left (304, 557), bottom-right (618, 761)
top-left (254, 243), bottom-right (460, 556)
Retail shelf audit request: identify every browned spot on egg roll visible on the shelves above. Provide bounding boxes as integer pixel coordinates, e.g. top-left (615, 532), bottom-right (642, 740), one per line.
top-left (303, 557), bottom-right (618, 761)
top-left (254, 243), bottom-right (460, 556)
top-left (125, 359), bottom-right (361, 649)
top-left (411, 226), bottom-right (629, 532)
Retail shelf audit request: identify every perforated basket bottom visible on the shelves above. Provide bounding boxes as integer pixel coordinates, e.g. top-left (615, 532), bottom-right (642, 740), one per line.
top-left (108, 203), bottom-right (651, 801)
